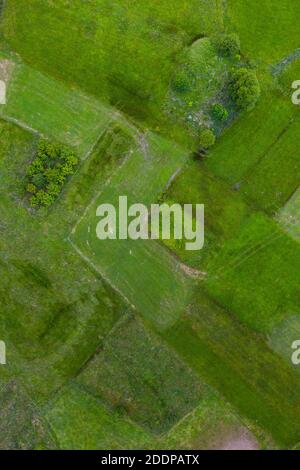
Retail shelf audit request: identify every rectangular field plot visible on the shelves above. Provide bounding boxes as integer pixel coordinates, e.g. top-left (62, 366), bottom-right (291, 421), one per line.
top-left (204, 213), bottom-right (300, 334)
top-left (206, 90), bottom-right (300, 213)
top-left (71, 131), bottom-right (192, 328)
top-left (1, 60), bottom-right (112, 157)
top-left (77, 316), bottom-right (203, 434)
top-left (162, 291), bottom-right (300, 448)
top-left (46, 384), bottom-right (154, 450)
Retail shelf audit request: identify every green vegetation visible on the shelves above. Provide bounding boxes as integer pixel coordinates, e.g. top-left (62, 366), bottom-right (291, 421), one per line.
top-left (229, 68), bottom-right (260, 110)
top-left (25, 140), bottom-right (78, 207)
top-left (217, 33), bottom-right (240, 58)
top-left (1, 0), bottom-right (223, 128)
top-left (1, 0), bottom-right (300, 451)
top-left (226, 0), bottom-right (300, 63)
top-left (206, 89), bottom-right (300, 214)
top-left (46, 385), bottom-right (154, 450)
top-left (166, 37), bottom-right (230, 139)
top-left (77, 316), bottom-right (203, 434)
top-left (204, 214), bottom-right (300, 334)
top-left (211, 103), bottom-right (229, 122)
top-left (162, 290), bottom-right (300, 448)
top-left (0, 59), bottom-right (113, 157)
top-left (199, 128), bottom-right (216, 149)
top-left (71, 129), bottom-right (192, 329)
top-left (270, 316), bottom-right (300, 376)
top-left (160, 160), bottom-right (249, 268)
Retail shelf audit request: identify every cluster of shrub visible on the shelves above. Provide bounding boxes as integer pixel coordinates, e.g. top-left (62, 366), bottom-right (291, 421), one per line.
top-left (198, 33), bottom-right (260, 151)
top-left (25, 140), bottom-right (78, 207)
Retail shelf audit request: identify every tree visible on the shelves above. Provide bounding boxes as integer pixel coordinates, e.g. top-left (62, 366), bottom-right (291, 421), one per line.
top-left (199, 128), bottom-right (216, 150)
top-left (212, 103), bottom-right (229, 121)
top-left (217, 33), bottom-right (240, 57)
top-left (25, 139), bottom-right (78, 208)
top-left (229, 68), bottom-right (260, 110)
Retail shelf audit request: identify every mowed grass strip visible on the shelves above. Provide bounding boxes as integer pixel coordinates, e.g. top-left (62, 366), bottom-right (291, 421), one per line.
top-left (77, 316), bottom-right (204, 434)
top-left (161, 290), bottom-right (300, 448)
top-left (1, 60), bottom-right (112, 157)
top-left (72, 132), bottom-right (192, 328)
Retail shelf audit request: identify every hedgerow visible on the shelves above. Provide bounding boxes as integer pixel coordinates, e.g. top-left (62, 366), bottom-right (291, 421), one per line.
top-left (25, 140), bottom-right (78, 207)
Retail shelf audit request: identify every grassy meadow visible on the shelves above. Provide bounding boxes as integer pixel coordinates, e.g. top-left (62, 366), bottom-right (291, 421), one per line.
top-left (0, 0), bottom-right (300, 451)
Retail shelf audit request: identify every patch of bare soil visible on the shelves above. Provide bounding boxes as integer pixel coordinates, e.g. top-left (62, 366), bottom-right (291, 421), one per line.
top-left (179, 262), bottom-right (206, 279)
top-left (217, 428), bottom-right (259, 451)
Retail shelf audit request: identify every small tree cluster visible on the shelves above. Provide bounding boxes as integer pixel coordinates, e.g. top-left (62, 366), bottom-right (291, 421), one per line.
top-left (217, 33), bottom-right (240, 57)
top-left (212, 103), bottom-right (229, 122)
top-left (229, 67), bottom-right (260, 110)
top-left (26, 140), bottom-right (78, 207)
top-left (199, 128), bottom-right (216, 150)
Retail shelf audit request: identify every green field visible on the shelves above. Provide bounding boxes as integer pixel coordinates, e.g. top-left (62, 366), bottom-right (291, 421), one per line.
top-left (1, 0), bottom-right (224, 129)
top-left (160, 160), bottom-right (250, 268)
top-left (77, 316), bottom-right (204, 434)
top-left (162, 290), bottom-right (300, 448)
top-left (203, 214), bottom-right (300, 334)
top-left (0, 57), bottom-right (113, 157)
top-left (1, 0), bottom-right (300, 451)
top-left (71, 129), bottom-right (192, 328)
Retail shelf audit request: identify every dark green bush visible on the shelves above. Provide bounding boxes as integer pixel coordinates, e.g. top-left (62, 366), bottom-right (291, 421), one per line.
top-left (217, 33), bottom-right (240, 57)
top-left (212, 103), bottom-right (229, 121)
top-left (172, 70), bottom-right (190, 93)
top-left (25, 140), bottom-right (78, 207)
top-left (199, 128), bottom-right (216, 149)
top-left (229, 67), bottom-right (260, 110)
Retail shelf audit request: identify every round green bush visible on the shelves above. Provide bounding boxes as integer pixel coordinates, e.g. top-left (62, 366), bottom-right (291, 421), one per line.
top-left (218, 34), bottom-right (240, 57)
top-left (199, 128), bottom-right (216, 149)
top-left (229, 67), bottom-right (260, 109)
top-left (172, 70), bottom-right (190, 93)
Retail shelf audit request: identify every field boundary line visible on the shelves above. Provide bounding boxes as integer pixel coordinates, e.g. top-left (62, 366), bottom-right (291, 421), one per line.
top-left (68, 238), bottom-right (137, 312)
top-left (0, 114), bottom-right (42, 136)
